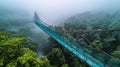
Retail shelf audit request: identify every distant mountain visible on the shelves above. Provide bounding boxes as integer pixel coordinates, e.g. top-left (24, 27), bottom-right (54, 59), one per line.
top-left (65, 11), bottom-right (120, 30)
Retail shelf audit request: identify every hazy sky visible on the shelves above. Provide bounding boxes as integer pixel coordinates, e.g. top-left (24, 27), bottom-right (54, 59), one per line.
top-left (0, 0), bottom-right (120, 25)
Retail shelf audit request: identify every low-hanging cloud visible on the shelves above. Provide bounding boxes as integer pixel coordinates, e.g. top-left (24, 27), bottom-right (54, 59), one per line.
top-left (0, 0), bottom-right (120, 24)
top-left (0, 0), bottom-right (120, 56)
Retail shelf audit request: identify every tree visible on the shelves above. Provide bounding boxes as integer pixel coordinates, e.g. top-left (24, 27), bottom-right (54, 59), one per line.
top-left (0, 32), bottom-right (25, 66)
top-left (91, 40), bottom-right (103, 50)
top-left (111, 46), bottom-right (120, 59)
top-left (0, 32), bottom-right (52, 67)
top-left (47, 48), bottom-right (66, 67)
top-left (47, 38), bottom-right (87, 67)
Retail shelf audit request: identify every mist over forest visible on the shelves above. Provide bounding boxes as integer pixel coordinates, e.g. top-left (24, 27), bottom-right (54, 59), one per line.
top-left (0, 0), bottom-right (120, 67)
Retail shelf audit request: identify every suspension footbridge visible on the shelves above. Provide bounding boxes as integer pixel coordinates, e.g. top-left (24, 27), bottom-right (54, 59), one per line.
top-left (33, 12), bottom-right (120, 67)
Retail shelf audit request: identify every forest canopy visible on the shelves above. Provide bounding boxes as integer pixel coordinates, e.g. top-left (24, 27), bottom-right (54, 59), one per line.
top-left (54, 11), bottom-right (120, 59)
top-left (0, 32), bottom-right (51, 67)
top-left (0, 11), bottom-right (120, 67)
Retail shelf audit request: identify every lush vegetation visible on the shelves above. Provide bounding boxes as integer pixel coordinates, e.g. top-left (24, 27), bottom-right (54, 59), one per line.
top-left (0, 31), bottom-right (51, 67)
top-left (1, 11), bottom-right (120, 67)
top-left (47, 38), bottom-right (87, 67)
top-left (0, 31), bottom-right (87, 67)
top-left (54, 11), bottom-right (120, 59)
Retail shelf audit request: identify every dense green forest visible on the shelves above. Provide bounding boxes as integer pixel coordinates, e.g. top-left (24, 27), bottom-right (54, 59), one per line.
top-left (0, 31), bottom-right (87, 67)
top-left (54, 11), bottom-right (120, 59)
top-left (0, 11), bottom-right (120, 67)
top-left (0, 31), bottom-right (51, 67)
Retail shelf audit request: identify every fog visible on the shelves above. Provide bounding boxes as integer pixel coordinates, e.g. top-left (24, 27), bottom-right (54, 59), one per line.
top-left (0, 0), bottom-right (120, 56)
top-left (0, 0), bottom-right (120, 24)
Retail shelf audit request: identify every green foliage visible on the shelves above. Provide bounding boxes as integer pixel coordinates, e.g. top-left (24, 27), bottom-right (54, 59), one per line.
top-left (0, 31), bottom-right (51, 67)
top-left (91, 40), bottom-right (103, 50)
top-left (112, 46), bottom-right (120, 59)
top-left (16, 49), bottom-right (51, 67)
top-left (48, 11), bottom-right (120, 66)
top-left (61, 64), bottom-right (69, 67)
top-left (62, 48), bottom-right (87, 67)
top-left (0, 59), bottom-right (3, 67)
top-left (112, 51), bottom-right (120, 58)
top-left (58, 11), bottom-right (120, 59)
top-left (108, 58), bottom-right (119, 67)
top-left (47, 38), bottom-right (87, 67)
top-left (47, 48), bottom-right (66, 67)
top-left (108, 20), bottom-right (120, 29)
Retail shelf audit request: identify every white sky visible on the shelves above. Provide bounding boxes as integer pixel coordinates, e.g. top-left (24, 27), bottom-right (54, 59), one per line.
top-left (0, 0), bottom-right (120, 25)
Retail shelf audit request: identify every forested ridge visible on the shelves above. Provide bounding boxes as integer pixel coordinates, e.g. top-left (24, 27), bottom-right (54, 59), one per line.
top-left (54, 11), bottom-right (120, 59)
top-left (0, 11), bottom-right (120, 67)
